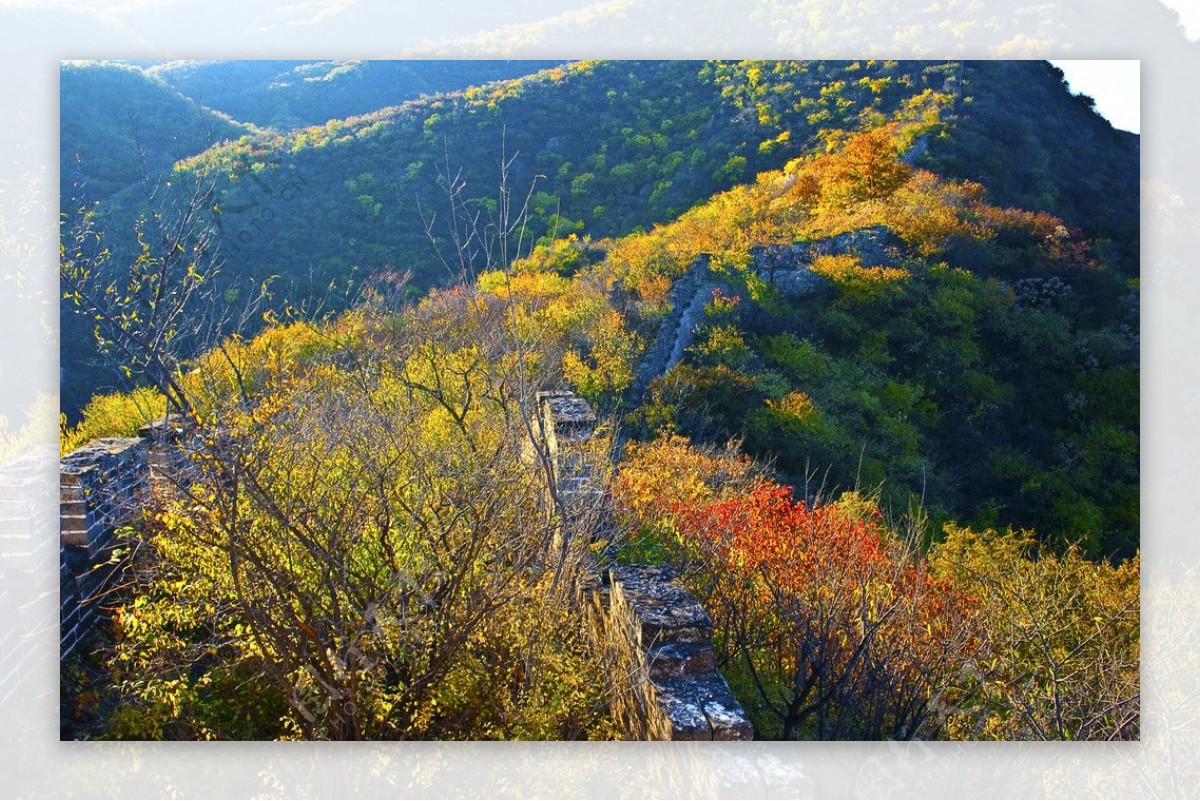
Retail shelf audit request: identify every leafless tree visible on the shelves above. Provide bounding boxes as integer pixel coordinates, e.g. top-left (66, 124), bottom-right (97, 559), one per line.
top-left (64, 157), bottom-right (615, 740)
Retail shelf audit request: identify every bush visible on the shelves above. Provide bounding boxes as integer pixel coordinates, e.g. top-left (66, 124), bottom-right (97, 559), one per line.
top-left (61, 387), bottom-right (166, 454)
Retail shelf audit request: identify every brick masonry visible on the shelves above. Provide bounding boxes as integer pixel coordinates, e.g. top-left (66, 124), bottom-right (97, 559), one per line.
top-left (59, 437), bottom-right (150, 658)
top-left (538, 391), bottom-right (753, 740)
top-left (593, 564), bottom-right (753, 740)
top-left (58, 418), bottom-right (187, 659)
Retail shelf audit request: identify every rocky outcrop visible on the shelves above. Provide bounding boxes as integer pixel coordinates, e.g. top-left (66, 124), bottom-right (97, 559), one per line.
top-left (802, 225), bottom-right (902, 267)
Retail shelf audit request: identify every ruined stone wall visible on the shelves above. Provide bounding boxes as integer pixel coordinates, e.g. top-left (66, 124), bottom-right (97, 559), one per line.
top-left (59, 419), bottom-right (185, 659)
top-left (627, 257), bottom-right (717, 409)
top-left (538, 391), bottom-right (606, 528)
top-left (589, 565), bottom-right (752, 740)
top-left (537, 390), bottom-right (753, 740)
top-left (628, 247), bottom-right (837, 410)
top-left (59, 437), bottom-right (148, 658)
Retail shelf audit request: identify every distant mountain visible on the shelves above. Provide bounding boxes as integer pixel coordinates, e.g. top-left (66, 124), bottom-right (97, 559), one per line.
top-left (923, 61), bottom-right (1140, 274)
top-left (169, 61), bottom-right (962, 294)
top-left (59, 59), bottom-right (1138, 422)
top-left (60, 61), bottom-right (248, 205)
top-left (168, 59), bottom-right (1138, 295)
top-left (144, 60), bottom-right (562, 130)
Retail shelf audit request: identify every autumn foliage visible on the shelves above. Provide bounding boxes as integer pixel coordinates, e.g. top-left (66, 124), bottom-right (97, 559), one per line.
top-left (61, 58), bottom-right (1139, 744)
top-left (613, 436), bottom-right (1138, 740)
top-left (676, 483), bottom-right (975, 739)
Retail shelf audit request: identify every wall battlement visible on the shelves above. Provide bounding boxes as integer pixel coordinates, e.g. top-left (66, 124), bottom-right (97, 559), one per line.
top-left (59, 418), bottom-right (185, 658)
top-left (536, 390), bottom-right (753, 740)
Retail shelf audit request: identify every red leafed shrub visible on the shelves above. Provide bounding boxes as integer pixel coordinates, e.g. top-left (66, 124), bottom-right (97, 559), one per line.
top-left (672, 482), bottom-right (978, 740)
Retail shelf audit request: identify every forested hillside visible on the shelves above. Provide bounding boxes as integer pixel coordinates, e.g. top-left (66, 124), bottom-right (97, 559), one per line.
top-left (144, 59), bottom-right (561, 130)
top-left (60, 60), bottom-right (1139, 741)
top-left (60, 62), bottom-right (248, 203)
top-left (168, 60), bottom-right (958, 289)
top-left (61, 59), bottom-right (1138, 421)
top-left (921, 61), bottom-right (1139, 272)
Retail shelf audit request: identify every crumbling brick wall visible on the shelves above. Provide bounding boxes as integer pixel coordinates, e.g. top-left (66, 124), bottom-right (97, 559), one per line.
top-left (538, 390), bottom-right (753, 740)
top-left (59, 418), bottom-right (187, 659)
top-left (59, 437), bottom-right (149, 658)
top-left (588, 564), bottom-right (752, 740)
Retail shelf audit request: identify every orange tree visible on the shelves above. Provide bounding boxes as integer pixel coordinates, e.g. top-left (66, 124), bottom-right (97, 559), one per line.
top-left (613, 437), bottom-right (1139, 741)
top-left (613, 437), bottom-right (976, 740)
top-left (671, 483), bottom-right (977, 739)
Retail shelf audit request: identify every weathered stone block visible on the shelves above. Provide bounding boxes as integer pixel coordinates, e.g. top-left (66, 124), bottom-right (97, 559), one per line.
top-left (653, 677), bottom-right (713, 740)
top-left (647, 640), bottom-right (717, 680)
top-left (655, 674), bottom-right (755, 741)
top-left (611, 565), bottom-right (713, 645)
top-left (602, 563), bottom-right (753, 740)
top-left (533, 389), bottom-right (753, 741)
